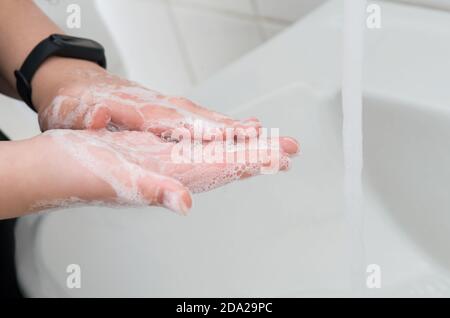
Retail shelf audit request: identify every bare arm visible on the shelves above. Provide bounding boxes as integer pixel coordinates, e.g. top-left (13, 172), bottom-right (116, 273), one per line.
top-left (0, 129), bottom-right (298, 220)
top-left (0, 0), bottom-right (263, 141)
top-left (0, 0), bottom-right (101, 107)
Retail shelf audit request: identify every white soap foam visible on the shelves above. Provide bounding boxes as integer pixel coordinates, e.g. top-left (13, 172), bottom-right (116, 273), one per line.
top-left (43, 129), bottom-right (290, 215)
top-left (41, 68), bottom-right (256, 139)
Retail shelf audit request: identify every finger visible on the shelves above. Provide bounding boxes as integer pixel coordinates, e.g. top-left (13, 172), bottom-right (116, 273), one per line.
top-left (107, 99), bottom-right (191, 135)
top-left (139, 104), bottom-right (185, 134)
top-left (39, 95), bottom-right (77, 130)
top-left (105, 99), bottom-right (145, 131)
top-left (138, 173), bottom-right (192, 215)
top-left (107, 93), bottom-right (263, 141)
top-left (238, 157), bottom-right (291, 178)
top-left (39, 95), bottom-right (112, 130)
top-left (104, 94), bottom-right (263, 144)
top-left (176, 136), bottom-right (293, 193)
top-left (170, 116), bottom-right (262, 142)
top-left (233, 117), bottom-right (262, 132)
top-left (168, 97), bottom-right (263, 137)
top-left (84, 104), bottom-right (111, 129)
top-left (237, 137), bottom-right (292, 173)
top-left (168, 96), bottom-right (233, 123)
top-left (280, 137), bottom-right (300, 156)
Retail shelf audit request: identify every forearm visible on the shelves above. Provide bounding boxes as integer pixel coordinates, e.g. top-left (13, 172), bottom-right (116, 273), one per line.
top-left (0, 0), bottom-right (60, 95)
top-left (0, 73), bottom-right (18, 98)
top-left (0, 139), bottom-right (45, 218)
top-left (0, 135), bottom-right (106, 219)
top-left (0, 0), bottom-right (102, 110)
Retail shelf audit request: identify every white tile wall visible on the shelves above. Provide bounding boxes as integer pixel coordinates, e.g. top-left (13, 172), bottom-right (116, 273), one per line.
top-left (261, 20), bottom-right (289, 38)
top-left (5, 0), bottom-right (450, 140)
top-left (254, 0), bottom-right (326, 22)
top-left (171, 5), bottom-right (263, 82)
top-left (95, 0), bottom-right (316, 94)
top-left (89, 0), bottom-right (450, 96)
top-left (172, 0), bottom-right (254, 15)
top-left (389, 0), bottom-right (450, 10)
top-left (94, 0), bottom-right (356, 94)
top-left (95, 0), bottom-right (192, 94)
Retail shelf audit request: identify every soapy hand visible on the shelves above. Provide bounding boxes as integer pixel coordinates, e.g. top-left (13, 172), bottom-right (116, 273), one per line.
top-left (33, 129), bottom-right (299, 215)
top-left (28, 61), bottom-right (299, 216)
top-left (36, 66), bottom-right (261, 140)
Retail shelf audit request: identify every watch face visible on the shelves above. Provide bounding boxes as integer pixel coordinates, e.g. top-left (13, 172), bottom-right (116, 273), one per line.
top-left (51, 34), bottom-right (103, 50)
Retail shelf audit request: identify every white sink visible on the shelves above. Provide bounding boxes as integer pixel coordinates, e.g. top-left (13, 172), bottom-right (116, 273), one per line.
top-left (15, 0), bottom-right (450, 297)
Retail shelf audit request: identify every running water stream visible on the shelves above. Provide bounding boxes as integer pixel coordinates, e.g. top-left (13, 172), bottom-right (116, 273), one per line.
top-left (342, 0), bottom-right (366, 293)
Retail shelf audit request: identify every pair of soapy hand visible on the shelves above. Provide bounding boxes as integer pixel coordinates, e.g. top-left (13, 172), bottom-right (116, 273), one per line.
top-left (38, 69), bottom-right (299, 215)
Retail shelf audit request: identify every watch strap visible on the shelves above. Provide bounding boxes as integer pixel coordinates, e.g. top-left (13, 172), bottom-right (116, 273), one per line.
top-left (14, 34), bottom-right (107, 111)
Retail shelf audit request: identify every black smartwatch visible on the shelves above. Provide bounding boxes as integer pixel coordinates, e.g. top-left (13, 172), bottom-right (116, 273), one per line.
top-left (14, 34), bottom-right (107, 112)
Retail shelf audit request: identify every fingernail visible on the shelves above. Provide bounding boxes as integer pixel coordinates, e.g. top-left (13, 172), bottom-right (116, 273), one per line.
top-left (242, 117), bottom-right (260, 125)
top-left (281, 137), bottom-right (300, 155)
top-left (163, 190), bottom-right (191, 216)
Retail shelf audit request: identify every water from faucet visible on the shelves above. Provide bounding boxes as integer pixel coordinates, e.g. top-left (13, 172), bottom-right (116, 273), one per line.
top-left (342, 0), bottom-right (367, 293)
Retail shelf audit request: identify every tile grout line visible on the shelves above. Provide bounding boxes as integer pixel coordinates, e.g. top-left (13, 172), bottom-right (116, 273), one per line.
top-left (165, 0), bottom-right (198, 86)
top-left (382, 0), bottom-right (450, 12)
top-left (170, 0), bottom-right (293, 25)
top-left (250, 0), bottom-right (268, 41)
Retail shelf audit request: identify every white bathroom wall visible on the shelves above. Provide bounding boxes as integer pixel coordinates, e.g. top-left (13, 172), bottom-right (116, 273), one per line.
top-left (0, 0), bottom-right (326, 140)
top-left (54, 0), bottom-right (450, 97)
top-left (390, 0), bottom-right (450, 10)
top-left (4, 0), bottom-right (450, 139)
top-left (95, 0), bottom-right (327, 95)
top-left (255, 0), bottom-right (326, 21)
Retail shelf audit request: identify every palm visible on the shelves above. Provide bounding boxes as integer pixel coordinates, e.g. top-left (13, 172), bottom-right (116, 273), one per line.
top-left (45, 129), bottom-right (298, 214)
top-left (38, 70), bottom-right (260, 139)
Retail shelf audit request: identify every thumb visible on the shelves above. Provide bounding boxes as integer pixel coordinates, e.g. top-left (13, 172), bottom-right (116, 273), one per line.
top-left (39, 96), bottom-right (111, 130)
top-left (138, 173), bottom-right (193, 215)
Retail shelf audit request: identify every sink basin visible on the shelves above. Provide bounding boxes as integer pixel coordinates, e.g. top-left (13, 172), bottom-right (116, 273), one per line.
top-left (364, 94), bottom-right (450, 282)
top-left (14, 0), bottom-right (450, 297)
top-left (15, 85), bottom-right (450, 297)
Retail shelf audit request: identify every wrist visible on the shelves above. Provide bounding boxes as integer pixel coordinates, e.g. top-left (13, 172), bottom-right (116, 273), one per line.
top-left (0, 134), bottom-right (106, 218)
top-left (24, 133), bottom-right (112, 212)
top-left (0, 138), bottom-right (46, 218)
top-left (31, 57), bottom-right (105, 113)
